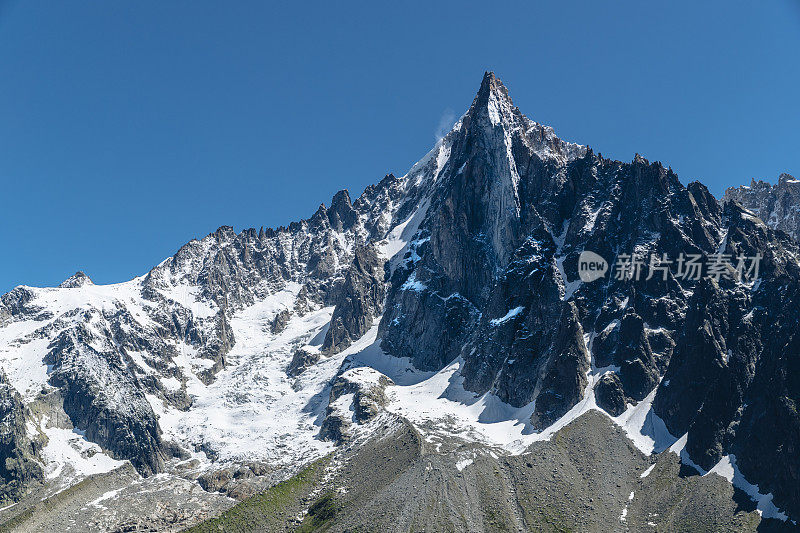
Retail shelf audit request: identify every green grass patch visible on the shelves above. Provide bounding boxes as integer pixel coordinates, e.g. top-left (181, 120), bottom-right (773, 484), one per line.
top-left (185, 456), bottom-right (331, 533)
top-left (296, 491), bottom-right (339, 532)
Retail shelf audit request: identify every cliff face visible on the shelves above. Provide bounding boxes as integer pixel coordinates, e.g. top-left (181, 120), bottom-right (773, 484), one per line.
top-left (0, 370), bottom-right (43, 502)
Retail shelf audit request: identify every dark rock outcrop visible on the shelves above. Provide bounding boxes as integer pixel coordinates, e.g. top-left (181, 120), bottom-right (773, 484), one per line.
top-left (379, 72), bottom-right (711, 422)
top-left (270, 309), bottom-right (292, 335)
top-left (595, 373), bottom-right (627, 416)
top-left (320, 368), bottom-right (393, 443)
top-left (0, 287), bottom-right (47, 324)
top-left (0, 371), bottom-right (44, 502)
top-left (327, 190), bottom-right (358, 232)
top-left (652, 201), bottom-right (800, 516)
top-left (322, 244), bottom-right (386, 354)
top-left (286, 347), bottom-right (321, 377)
top-left (195, 310), bottom-right (235, 384)
top-left (45, 324), bottom-right (166, 476)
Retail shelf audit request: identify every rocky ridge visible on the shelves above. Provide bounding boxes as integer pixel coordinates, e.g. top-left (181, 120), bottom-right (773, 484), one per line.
top-left (724, 173), bottom-right (800, 240)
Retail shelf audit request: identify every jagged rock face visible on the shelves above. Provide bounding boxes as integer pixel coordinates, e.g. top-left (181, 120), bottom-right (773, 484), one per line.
top-left (142, 223), bottom-right (346, 314)
top-left (139, 166), bottom-right (434, 322)
top-left (0, 287), bottom-right (49, 324)
top-left (380, 72), bottom-right (587, 373)
top-left (322, 244), bottom-right (386, 354)
top-left (194, 310), bottom-right (235, 385)
top-left (378, 73), bottom-right (800, 515)
top-left (286, 346), bottom-right (321, 377)
top-left (458, 235), bottom-right (590, 426)
top-left (653, 202), bottom-right (800, 516)
top-left (724, 173), bottom-right (800, 241)
top-left (270, 309), bottom-right (292, 335)
top-left (0, 371), bottom-right (43, 502)
top-left (45, 322), bottom-right (166, 476)
top-left (0, 293), bottom-right (186, 478)
top-left (381, 73), bottom-right (718, 416)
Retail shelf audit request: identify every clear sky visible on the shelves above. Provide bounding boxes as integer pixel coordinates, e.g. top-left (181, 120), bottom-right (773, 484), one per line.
top-left (1, 1), bottom-right (799, 293)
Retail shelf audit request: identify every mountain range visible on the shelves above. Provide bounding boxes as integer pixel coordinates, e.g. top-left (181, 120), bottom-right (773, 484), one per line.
top-left (1, 73), bottom-right (798, 532)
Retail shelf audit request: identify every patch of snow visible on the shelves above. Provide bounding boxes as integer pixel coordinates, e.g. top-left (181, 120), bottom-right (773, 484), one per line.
top-left (666, 434), bottom-right (789, 521)
top-left (386, 358), bottom-right (538, 453)
top-left (328, 393), bottom-right (356, 423)
top-left (154, 283), bottom-right (217, 319)
top-left (550, 220), bottom-right (582, 300)
top-left (612, 387), bottom-right (676, 455)
top-left (380, 198), bottom-right (431, 269)
top-left (341, 335), bottom-right (433, 387)
top-left (455, 458), bottom-right (473, 471)
top-left (490, 306), bottom-right (524, 326)
top-left (400, 272), bottom-right (428, 293)
top-left (357, 321), bottom-right (668, 459)
top-left (126, 350), bottom-right (153, 373)
top-left (41, 425), bottom-right (126, 484)
top-left (152, 295), bottom-right (341, 466)
top-left (619, 491), bottom-right (635, 522)
top-left (160, 376), bottom-right (181, 391)
top-left (87, 488), bottom-right (123, 509)
top-left (0, 335), bottom-right (50, 401)
top-left (717, 228), bottom-right (729, 254)
top-left (706, 455), bottom-right (789, 521)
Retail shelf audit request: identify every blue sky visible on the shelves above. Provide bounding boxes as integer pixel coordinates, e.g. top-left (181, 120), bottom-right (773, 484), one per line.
top-left (1, 1), bottom-right (799, 293)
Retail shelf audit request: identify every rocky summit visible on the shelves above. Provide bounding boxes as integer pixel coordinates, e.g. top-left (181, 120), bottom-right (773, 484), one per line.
top-left (724, 173), bottom-right (800, 241)
top-left (1, 73), bottom-right (799, 532)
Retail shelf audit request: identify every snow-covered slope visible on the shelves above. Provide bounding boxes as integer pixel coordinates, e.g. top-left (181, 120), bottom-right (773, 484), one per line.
top-left (0, 101), bottom-right (451, 505)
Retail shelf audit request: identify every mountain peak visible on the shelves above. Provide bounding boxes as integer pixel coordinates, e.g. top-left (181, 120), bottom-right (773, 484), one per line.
top-left (459, 71), bottom-right (586, 164)
top-left (472, 71), bottom-right (513, 112)
top-left (58, 271), bottom-right (93, 288)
